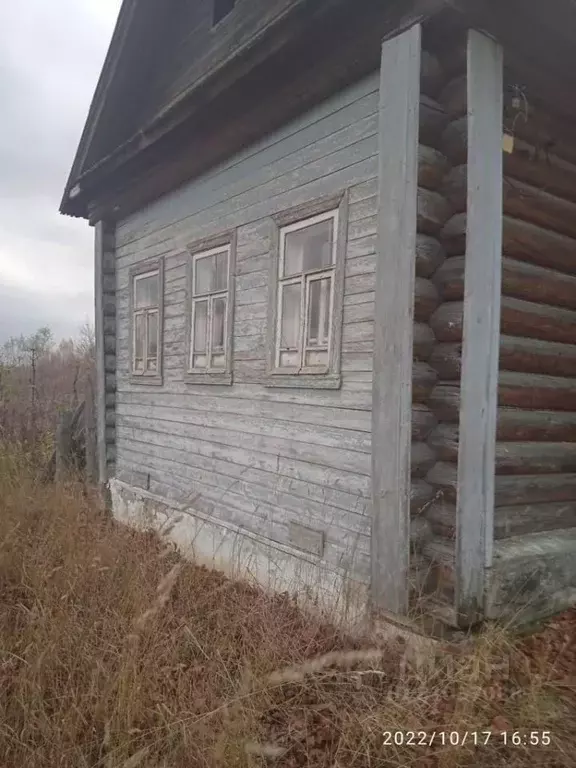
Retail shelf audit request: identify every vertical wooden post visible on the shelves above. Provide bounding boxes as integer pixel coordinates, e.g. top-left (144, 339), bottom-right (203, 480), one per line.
top-left (371, 23), bottom-right (421, 616)
top-left (455, 29), bottom-right (503, 625)
top-left (94, 221), bottom-right (109, 488)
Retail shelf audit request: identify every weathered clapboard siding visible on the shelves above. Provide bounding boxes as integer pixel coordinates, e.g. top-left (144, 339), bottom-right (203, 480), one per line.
top-left (115, 73), bottom-right (381, 582)
top-left (143, 0), bottom-right (303, 129)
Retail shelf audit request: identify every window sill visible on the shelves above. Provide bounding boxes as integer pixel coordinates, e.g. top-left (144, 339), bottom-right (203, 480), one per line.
top-left (264, 373), bottom-right (341, 390)
top-left (185, 372), bottom-right (233, 386)
top-left (129, 374), bottom-right (163, 387)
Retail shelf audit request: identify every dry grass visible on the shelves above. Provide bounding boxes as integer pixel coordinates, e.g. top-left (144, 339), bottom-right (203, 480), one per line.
top-left (1, 457), bottom-right (575, 767)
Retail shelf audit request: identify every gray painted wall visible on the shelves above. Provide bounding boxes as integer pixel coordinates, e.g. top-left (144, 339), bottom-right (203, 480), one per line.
top-left (114, 72), bottom-right (381, 585)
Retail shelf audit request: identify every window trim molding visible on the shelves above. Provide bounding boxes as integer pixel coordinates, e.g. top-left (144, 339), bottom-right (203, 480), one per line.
top-left (265, 190), bottom-right (348, 389)
top-left (128, 257), bottom-right (164, 386)
top-left (185, 230), bottom-right (237, 386)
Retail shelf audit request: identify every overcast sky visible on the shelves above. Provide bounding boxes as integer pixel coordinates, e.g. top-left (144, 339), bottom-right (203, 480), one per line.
top-left (0, 0), bottom-right (121, 343)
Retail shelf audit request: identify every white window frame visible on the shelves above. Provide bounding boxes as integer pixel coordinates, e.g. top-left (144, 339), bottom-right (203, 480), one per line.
top-left (185, 232), bottom-right (236, 386)
top-left (129, 258), bottom-right (164, 385)
top-left (275, 210), bottom-right (338, 373)
top-left (266, 191), bottom-right (348, 389)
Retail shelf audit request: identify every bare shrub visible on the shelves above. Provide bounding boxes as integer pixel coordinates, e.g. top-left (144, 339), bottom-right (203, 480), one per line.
top-left (0, 324), bottom-right (95, 460)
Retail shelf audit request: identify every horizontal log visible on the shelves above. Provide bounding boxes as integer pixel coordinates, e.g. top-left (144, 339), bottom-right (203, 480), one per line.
top-left (417, 188), bottom-right (451, 236)
top-left (442, 121), bottom-right (576, 205)
top-left (429, 301), bottom-right (463, 342)
top-left (505, 105), bottom-right (576, 169)
top-left (428, 384), bottom-right (460, 422)
top-left (429, 428), bottom-right (576, 474)
top-left (505, 139), bottom-right (576, 202)
top-left (428, 424), bottom-right (458, 462)
top-left (412, 362), bottom-right (439, 403)
top-left (412, 405), bottom-right (437, 441)
top-left (415, 235), bottom-right (445, 278)
top-left (494, 473), bottom-right (576, 507)
top-left (410, 515), bottom-right (432, 549)
top-left (428, 384), bottom-right (576, 440)
top-left (414, 277), bottom-right (440, 321)
top-left (430, 298), bottom-right (576, 345)
top-left (435, 254), bottom-right (576, 311)
top-left (420, 50), bottom-right (444, 97)
top-left (428, 464), bottom-right (576, 507)
top-left (438, 75), bottom-right (466, 118)
top-left (431, 370), bottom-right (576, 414)
top-left (431, 335), bottom-right (576, 379)
top-left (440, 116), bottom-right (467, 164)
top-left (429, 343), bottom-right (461, 380)
top-left (442, 165), bottom-right (576, 241)
top-left (426, 461), bottom-right (457, 498)
top-left (498, 408), bottom-right (576, 442)
top-left (498, 371), bottom-right (576, 411)
top-left (419, 95), bottom-right (448, 147)
top-left (502, 177), bottom-right (576, 241)
top-left (501, 299), bottom-right (576, 346)
top-left (500, 336), bottom-right (576, 378)
top-left (418, 145), bottom-right (449, 190)
top-left (442, 213), bottom-right (576, 275)
top-left (442, 81), bottom-right (576, 168)
top-left (433, 256), bottom-right (465, 301)
top-left (413, 322), bottom-right (436, 361)
top-left (411, 442), bottom-right (436, 478)
top-left (440, 165), bottom-right (466, 211)
top-left (411, 478), bottom-right (436, 514)
top-left (426, 499), bottom-right (576, 540)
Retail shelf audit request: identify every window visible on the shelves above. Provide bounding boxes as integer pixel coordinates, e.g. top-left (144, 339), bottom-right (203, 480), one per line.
top-left (267, 193), bottom-right (347, 389)
top-left (130, 259), bottom-right (164, 383)
top-left (186, 234), bottom-right (235, 385)
top-left (212, 0), bottom-right (235, 26)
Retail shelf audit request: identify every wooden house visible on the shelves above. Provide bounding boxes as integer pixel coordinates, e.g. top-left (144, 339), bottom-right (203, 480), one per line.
top-left (61, 0), bottom-right (576, 631)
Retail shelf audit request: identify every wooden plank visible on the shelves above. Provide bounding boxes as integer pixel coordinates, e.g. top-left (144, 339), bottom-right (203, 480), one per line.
top-left (455, 30), bottom-right (503, 626)
top-left (371, 23), bottom-right (421, 616)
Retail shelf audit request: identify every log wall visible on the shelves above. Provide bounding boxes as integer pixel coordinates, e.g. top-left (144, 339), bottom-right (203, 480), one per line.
top-left (409, 51), bottom-right (458, 601)
top-left (425, 68), bottom-right (576, 621)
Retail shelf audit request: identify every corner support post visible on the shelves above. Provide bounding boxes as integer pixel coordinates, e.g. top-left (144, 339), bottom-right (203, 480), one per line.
top-left (455, 29), bottom-right (504, 625)
top-left (371, 23), bottom-right (422, 616)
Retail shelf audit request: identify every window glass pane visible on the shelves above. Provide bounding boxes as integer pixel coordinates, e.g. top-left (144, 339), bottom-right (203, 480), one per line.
top-left (193, 300), bottom-right (208, 355)
top-left (195, 255), bottom-right (214, 295)
top-left (147, 311), bottom-right (158, 359)
top-left (211, 354), bottom-right (226, 368)
top-left (212, 296), bottom-right (226, 351)
top-left (284, 218), bottom-right (334, 277)
top-left (280, 282), bottom-right (301, 351)
top-left (193, 354), bottom-right (207, 369)
top-left (134, 313), bottom-right (145, 368)
top-left (214, 251), bottom-right (228, 291)
top-left (307, 276), bottom-right (331, 347)
top-left (147, 358), bottom-right (158, 372)
top-left (135, 273), bottom-right (159, 309)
